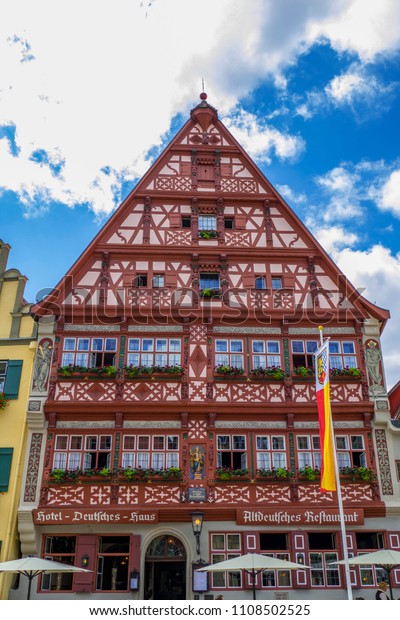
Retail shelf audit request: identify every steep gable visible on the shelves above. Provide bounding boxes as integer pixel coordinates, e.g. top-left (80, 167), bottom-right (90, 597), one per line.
top-left (33, 94), bottom-right (389, 329)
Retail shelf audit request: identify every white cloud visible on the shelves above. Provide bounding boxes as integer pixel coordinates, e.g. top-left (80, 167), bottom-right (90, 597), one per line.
top-left (276, 184), bottom-right (307, 206)
top-left (1, 0), bottom-right (400, 216)
top-left (378, 169), bottom-right (400, 218)
top-left (331, 244), bottom-right (400, 391)
top-left (223, 110), bottom-right (305, 163)
top-left (314, 166), bottom-right (363, 222)
top-left (310, 0), bottom-right (400, 61)
top-left (310, 225), bottom-right (359, 256)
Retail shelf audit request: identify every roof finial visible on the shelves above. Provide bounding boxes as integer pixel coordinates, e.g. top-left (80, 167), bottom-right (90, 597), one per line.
top-left (200, 78), bottom-right (207, 101)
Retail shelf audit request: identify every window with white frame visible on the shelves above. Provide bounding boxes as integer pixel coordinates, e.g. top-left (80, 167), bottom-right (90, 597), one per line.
top-left (336, 435), bottom-right (367, 468)
top-left (217, 435), bottom-right (247, 469)
top-left (53, 434), bottom-right (112, 470)
top-left (355, 532), bottom-right (386, 586)
top-left (255, 276), bottom-right (266, 290)
top-left (61, 337), bottom-right (117, 368)
top-left (329, 341), bottom-right (357, 369)
top-left (0, 361), bottom-right (7, 391)
top-left (308, 533), bottom-right (340, 587)
top-left (256, 435), bottom-right (287, 470)
top-left (296, 435), bottom-right (322, 469)
top-left (198, 215), bottom-right (217, 231)
top-left (291, 340), bottom-right (318, 369)
top-left (126, 338), bottom-right (181, 368)
top-left (215, 340), bottom-right (244, 368)
top-left (211, 533), bottom-right (242, 589)
top-left (271, 277), bottom-right (283, 290)
top-left (121, 434), bottom-right (179, 470)
top-left (41, 536), bottom-right (76, 591)
top-left (259, 533), bottom-right (291, 588)
top-left (152, 274), bottom-right (165, 288)
top-left (251, 340), bottom-right (281, 369)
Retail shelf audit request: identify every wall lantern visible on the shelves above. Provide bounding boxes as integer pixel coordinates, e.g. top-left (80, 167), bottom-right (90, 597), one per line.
top-left (130, 569), bottom-right (140, 591)
top-left (81, 554), bottom-right (89, 568)
top-left (191, 511), bottom-right (204, 556)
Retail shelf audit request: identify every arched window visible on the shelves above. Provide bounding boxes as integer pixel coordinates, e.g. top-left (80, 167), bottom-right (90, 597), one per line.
top-left (146, 535), bottom-right (186, 558)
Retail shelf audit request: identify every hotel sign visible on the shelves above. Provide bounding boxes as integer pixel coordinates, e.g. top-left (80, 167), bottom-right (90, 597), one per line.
top-left (33, 509), bottom-right (158, 525)
top-left (237, 508), bottom-right (364, 526)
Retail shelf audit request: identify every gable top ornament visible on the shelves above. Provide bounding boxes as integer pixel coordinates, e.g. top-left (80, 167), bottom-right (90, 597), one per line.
top-left (190, 91), bottom-right (218, 132)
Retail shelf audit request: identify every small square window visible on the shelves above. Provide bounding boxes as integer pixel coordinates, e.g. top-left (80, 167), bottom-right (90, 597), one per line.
top-left (123, 436), bottom-right (136, 450)
top-left (182, 217), bottom-right (191, 228)
top-left (55, 436), bottom-right (68, 450)
top-left (138, 436), bottom-right (150, 450)
top-left (255, 276), bottom-right (266, 289)
top-left (153, 436), bottom-right (164, 450)
top-left (224, 218), bottom-right (234, 229)
top-left (153, 275), bottom-right (164, 288)
top-left (271, 277), bottom-right (282, 290)
top-left (136, 274), bottom-right (148, 287)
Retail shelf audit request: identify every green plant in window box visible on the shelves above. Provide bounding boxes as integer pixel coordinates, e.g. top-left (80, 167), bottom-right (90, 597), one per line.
top-left (200, 288), bottom-right (221, 299)
top-left (293, 366), bottom-right (315, 377)
top-left (256, 467), bottom-right (293, 480)
top-left (214, 364), bottom-right (244, 377)
top-left (298, 465), bottom-right (320, 481)
top-left (339, 466), bottom-right (374, 481)
top-left (215, 467), bottom-right (249, 480)
top-left (250, 366), bottom-right (285, 380)
top-left (119, 467), bottom-right (145, 481)
top-left (160, 467), bottom-right (184, 480)
top-left (199, 230), bottom-right (218, 239)
top-left (330, 367), bottom-right (362, 378)
top-left (0, 392), bottom-right (9, 410)
top-left (124, 365), bottom-right (153, 378)
top-left (49, 469), bottom-right (80, 483)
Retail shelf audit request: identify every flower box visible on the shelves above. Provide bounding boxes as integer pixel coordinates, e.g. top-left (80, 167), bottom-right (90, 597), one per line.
top-left (214, 365), bottom-right (244, 378)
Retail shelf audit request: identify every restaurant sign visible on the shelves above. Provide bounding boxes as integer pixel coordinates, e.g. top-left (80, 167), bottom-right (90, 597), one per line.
top-left (237, 508), bottom-right (364, 526)
top-left (33, 509), bottom-right (158, 525)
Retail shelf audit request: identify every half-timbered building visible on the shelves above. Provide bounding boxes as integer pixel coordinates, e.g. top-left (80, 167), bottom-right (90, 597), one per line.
top-left (14, 94), bottom-right (400, 601)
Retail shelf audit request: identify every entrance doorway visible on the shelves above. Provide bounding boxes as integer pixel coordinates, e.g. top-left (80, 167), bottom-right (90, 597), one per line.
top-left (144, 535), bottom-right (187, 600)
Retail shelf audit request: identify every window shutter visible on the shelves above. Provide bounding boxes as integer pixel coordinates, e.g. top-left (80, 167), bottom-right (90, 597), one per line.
top-left (4, 360), bottom-right (23, 399)
top-left (74, 535), bottom-right (97, 592)
top-left (283, 275), bottom-right (295, 289)
top-left (0, 448), bottom-right (13, 492)
top-left (236, 215), bottom-right (246, 229)
top-left (387, 532), bottom-right (400, 586)
top-left (242, 274), bottom-right (254, 288)
top-left (165, 273), bottom-right (178, 287)
top-left (170, 214), bottom-right (181, 228)
top-left (289, 531), bottom-right (310, 589)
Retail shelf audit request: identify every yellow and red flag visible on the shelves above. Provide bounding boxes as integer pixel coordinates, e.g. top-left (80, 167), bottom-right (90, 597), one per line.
top-left (315, 341), bottom-right (336, 492)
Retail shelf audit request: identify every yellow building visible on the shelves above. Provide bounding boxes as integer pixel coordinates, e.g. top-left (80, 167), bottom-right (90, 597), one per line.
top-left (0, 240), bottom-right (36, 599)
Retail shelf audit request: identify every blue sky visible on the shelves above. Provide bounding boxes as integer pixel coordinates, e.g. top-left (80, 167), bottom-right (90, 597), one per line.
top-left (1, 0), bottom-right (400, 388)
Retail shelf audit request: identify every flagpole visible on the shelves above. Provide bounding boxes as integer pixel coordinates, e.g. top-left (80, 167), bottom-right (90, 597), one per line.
top-left (318, 326), bottom-right (353, 600)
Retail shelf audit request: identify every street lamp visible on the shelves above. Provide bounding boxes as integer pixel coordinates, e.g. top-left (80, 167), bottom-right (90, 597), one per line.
top-left (191, 511), bottom-right (204, 556)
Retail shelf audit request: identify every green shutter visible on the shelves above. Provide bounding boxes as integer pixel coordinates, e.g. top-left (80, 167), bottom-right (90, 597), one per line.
top-left (4, 360), bottom-right (23, 399)
top-left (0, 448), bottom-right (13, 492)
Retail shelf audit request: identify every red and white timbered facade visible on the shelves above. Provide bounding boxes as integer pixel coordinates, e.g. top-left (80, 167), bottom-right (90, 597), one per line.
top-left (16, 94), bottom-right (400, 602)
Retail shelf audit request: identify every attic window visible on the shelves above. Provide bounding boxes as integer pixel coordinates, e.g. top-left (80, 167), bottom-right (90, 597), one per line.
top-left (136, 274), bottom-right (148, 288)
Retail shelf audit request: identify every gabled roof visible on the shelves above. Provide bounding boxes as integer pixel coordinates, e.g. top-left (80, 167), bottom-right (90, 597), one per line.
top-left (32, 93), bottom-right (390, 329)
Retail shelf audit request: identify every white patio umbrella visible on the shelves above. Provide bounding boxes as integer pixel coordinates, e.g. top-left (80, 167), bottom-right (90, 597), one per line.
top-left (0, 556), bottom-right (91, 599)
top-left (196, 552), bottom-right (309, 600)
top-left (330, 549), bottom-right (400, 600)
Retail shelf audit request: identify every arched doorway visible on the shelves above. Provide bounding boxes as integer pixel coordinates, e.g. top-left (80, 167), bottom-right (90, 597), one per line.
top-left (144, 535), bottom-right (187, 600)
